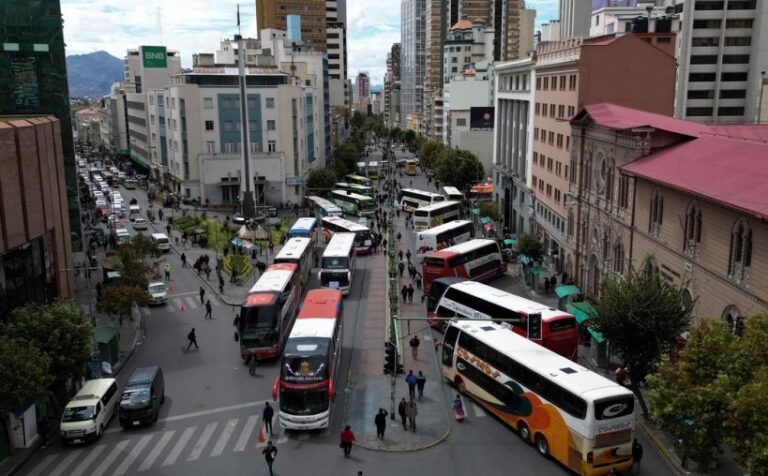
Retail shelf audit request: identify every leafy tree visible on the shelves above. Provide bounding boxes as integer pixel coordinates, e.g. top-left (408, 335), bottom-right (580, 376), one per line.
top-left (305, 169), bottom-right (338, 197)
top-left (350, 111), bottom-right (365, 128)
top-left (114, 244), bottom-right (152, 290)
top-left (412, 136), bottom-right (426, 153)
top-left (403, 129), bottom-right (416, 147)
top-left (435, 148), bottom-right (484, 190)
top-left (335, 142), bottom-right (359, 177)
top-left (595, 258), bottom-right (694, 417)
top-left (727, 367), bottom-right (768, 476)
top-left (97, 284), bottom-right (150, 326)
top-left (418, 140), bottom-right (445, 168)
top-left (478, 201), bottom-right (500, 220)
top-left (389, 127), bottom-right (402, 142)
top-left (516, 233), bottom-right (544, 262)
top-left (0, 336), bottom-right (52, 455)
top-left (3, 302), bottom-right (92, 398)
top-left (127, 234), bottom-right (162, 262)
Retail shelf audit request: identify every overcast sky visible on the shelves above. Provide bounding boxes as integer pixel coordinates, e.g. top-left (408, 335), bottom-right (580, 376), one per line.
top-left (61, 0), bottom-right (558, 86)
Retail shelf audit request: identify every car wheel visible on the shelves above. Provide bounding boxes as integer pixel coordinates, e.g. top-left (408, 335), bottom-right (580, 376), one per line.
top-left (536, 434), bottom-right (549, 457)
top-left (161, 392), bottom-right (165, 404)
top-left (518, 421), bottom-right (531, 444)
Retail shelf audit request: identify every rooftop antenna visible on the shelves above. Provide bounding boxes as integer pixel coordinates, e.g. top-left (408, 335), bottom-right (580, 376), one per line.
top-left (157, 6), bottom-right (163, 44)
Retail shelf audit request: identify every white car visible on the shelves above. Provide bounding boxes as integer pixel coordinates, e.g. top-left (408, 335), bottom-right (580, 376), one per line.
top-left (95, 199), bottom-right (107, 208)
top-left (132, 217), bottom-right (148, 230)
top-left (147, 281), bottom-right (168, 305)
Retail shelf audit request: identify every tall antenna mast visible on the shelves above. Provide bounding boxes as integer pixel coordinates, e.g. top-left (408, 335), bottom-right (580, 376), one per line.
top-left (157, 6), bottom-right (164, 44)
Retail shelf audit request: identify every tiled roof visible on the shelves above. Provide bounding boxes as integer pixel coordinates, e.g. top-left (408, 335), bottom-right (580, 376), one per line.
top-left (451, 20), bottom-right (473, 30)
top-left (582, 103), bottom-right (708, 138)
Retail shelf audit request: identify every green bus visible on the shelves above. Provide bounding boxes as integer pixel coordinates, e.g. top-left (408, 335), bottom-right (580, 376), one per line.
top-left (335, 182), bottom-right (374, 198)
top-left (356, 162), bottom-right (367, 176)
top-left (345, 174), bottom-right (373, 187)
top-left (331, 190), bottom-right (375, 217)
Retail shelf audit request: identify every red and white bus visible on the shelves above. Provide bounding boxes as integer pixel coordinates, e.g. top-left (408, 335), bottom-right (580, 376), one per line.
top-left (422, 239), bottom-right (506, 294)
top-left (415, 220), bottom-right (474, 262)
top-left (272, 289), bottom-right (343, 430)
top-left (426, 278), bottom-right (578, 360)
top-left (321, 216), bottom-right (372, 255)
top-left (237, 263), bottom-right (302, 361)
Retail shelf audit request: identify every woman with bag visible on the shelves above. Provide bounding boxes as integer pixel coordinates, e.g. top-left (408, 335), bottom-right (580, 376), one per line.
top-left (340, 425), bottom-right (355, 457)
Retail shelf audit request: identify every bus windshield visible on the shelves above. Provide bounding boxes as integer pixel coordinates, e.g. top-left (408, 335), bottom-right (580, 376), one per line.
top-left (322, 257), bottom-right (349, 269)
top-left (281, 338), bottom-right (330, 382)
top-left (280, 387), bottom-right (329, 415)
top-left (240, 303), bottom-right (279, 344)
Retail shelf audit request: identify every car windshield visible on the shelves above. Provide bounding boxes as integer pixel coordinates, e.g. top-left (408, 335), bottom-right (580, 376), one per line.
top-left (148, 284), bottom-right (165, 294)
top-left (121, 388), bottom-right (150, 405)
top-left (62, 406), bottom-right (95, 422)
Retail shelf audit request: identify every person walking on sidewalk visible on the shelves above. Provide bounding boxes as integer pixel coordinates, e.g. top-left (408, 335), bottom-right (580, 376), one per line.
top-left (397, 231), bottom-right (402, 242)
top-left (181, 253), bottom-right (188, 267)
top-left (400, 284), bottom-right (408, 302)
top-left (262, 441), bottom-right (278, 476)
top-left (398, 398), bottom-right (407, 429)
top-left (199, 286), bottom-right (206, 303)
top-left (409, 335), bottom-right (420, 359)
top-left (340, 425), bottom-right (355, 458)
top-left (407, 284), bottom-right (414, 303)
top-left (186, 328), bottom-right (199, 351)
top-left (405, 249), bottom-right (411, 262)
top-left (398, 249), bottom-right (403, 261)
top-left (632, 438), bottom-right (643, 474)
top-left (218, 276), bottom-right (225, 294)
top-left (415, 272), bottom-right (422, 290)
top-left (268, 240), bottom-right (274, 254)
top-left (416, 371), bottom-right (426, 399)
top-left (263, 401), bottom-right (274, 435)
top-left (204, 300), bottom-right (212, 319)
top-left (405, 370), bottom-right (417, 399)
top-left (398, 261), bottom-right (405, 278)
top-left (374, 408), bottom-right (388, 440)
top-left (405, 398), bottom-right (418, 432)
top-left (164, 263), bottom-right (171, 280)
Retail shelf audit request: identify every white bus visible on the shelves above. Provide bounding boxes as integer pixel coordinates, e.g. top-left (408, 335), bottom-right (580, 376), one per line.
top-left (367, 161), bottom-right (379, 179)
top-left (273, 237), bottom-right (316, 286)
top-left (413, 201), bottom-right (462, 232)
top-left (442, 186), bottom-right (464, 203)
top-left (415, 220), bottom-right (475, 262)
top-left (288, 217), bottom-right (319, 248)
top-left (398, 188), bottom-right (445, 213)
top-left (330, 190), bottom-right (375, 217)
top-left (321, 216), bottom-right (373, 255)
top-left (308, 196), bottom-right (343, 218)
top-left (442, 320), bottom-right (635, 475)
top-left (319, 233), bottom-right (357, 295)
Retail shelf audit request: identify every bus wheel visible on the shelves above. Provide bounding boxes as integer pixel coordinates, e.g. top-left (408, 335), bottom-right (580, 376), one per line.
top-left (518, 421), bottom-right (531, 444)
top-left (535, 434), bottom-right (549, 457)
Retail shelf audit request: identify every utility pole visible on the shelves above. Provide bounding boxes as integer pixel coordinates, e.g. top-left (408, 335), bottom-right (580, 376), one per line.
top-left (236, 11), bottom-right (255, 218)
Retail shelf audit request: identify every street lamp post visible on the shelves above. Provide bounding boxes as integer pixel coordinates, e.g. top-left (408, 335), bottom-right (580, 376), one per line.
top-left (237, 34), bottom-right (256, 219)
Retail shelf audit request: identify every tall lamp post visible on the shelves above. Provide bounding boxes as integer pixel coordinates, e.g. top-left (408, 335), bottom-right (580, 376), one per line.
top-left (237, 32), bottom-right (256, 219)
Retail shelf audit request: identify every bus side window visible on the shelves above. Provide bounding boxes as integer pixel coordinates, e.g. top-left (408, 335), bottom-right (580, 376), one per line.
top-left (443, 326), bottom-right (460, 366)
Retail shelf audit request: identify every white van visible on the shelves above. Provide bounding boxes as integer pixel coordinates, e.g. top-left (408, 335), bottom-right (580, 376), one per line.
top-left (128, 205), bottom-right (141, 221)
top-left (151, 233), bottom-right (171, 252)
top-left (116, 228), bottom-right (131, 245)
top-left (60, 378), bottom-right (119, 444)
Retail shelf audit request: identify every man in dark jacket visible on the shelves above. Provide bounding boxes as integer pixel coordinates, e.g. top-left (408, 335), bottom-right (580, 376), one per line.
top-left (263, 401), bottom-right (274, 435)
top-left (374, 408), bottom-right (388, 440)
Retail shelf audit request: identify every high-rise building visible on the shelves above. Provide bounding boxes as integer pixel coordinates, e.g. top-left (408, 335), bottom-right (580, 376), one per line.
top-left (559, 0), bottom-right (591, 38)
top-left (0, 0), bottom-right (81, 251)
top-left (460, 0), bottom-right (492, 24)
top-left (256, 0), bottom-right (328, 50)
top-left (356, 72), bottom-right (370, 107)
top-left (424, 0), bottom-right (446, 141)
top-left (674, 0), bottom-right (768, 124)
top-left (401, 0), bottom-right (427, 131)
top-left (384, 44), bottom-right (402, 128)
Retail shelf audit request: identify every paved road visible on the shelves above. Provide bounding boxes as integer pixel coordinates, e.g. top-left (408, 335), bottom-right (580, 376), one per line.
top-left (18, 147), bottom-right (677, 475)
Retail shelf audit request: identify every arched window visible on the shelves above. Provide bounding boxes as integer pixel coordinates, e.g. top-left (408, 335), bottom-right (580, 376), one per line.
top-left (613, 241), bottom-right (625, 274)
top-left (684, 201), bottom-right (702, 253)
top-left (601, 230), bottom-right (611, 260)
top-left (649, 189), bottom-right (663, 235)
top-left (729, 219), bottom-right (752, 277)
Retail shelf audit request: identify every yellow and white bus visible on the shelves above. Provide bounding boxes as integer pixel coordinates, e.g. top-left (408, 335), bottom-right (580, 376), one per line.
top-left (406, 159), bottom-right (418, 175)
top-left (413, 201), bottom-right (462, 232)
top-left (442, 320), bottom-right (635, 475)
top-left (367, 161), bottom-right (379, 179)
top-left (398, 188), bottom-right (445, 213)
top-left (273, 237), bottom-right (316, 286)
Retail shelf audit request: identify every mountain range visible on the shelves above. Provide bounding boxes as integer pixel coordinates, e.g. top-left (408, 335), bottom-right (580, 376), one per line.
top-left (66, 51), bottom-right (123, 99)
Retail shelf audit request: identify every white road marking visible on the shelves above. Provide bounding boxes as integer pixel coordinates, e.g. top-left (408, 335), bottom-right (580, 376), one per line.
top-left (138, 430), bottom-right (175, 471)
top-left (471, 402), bottom-right (487, 417)
top-left (113, 434), bottom-right (153, 475)
top-left (184, 296), bottom-right (199, 309)
top-left (91, 439), bottom-right (130, 476)
top-left (276, 428), bottom-right (290, 445)
top-left (187, 422), bottom-right (218, 461)
top-left (162, 426), bottom-right (196, 466)
top-left (48, 448), bottom-right (82, 476)
top-left (105, 400), bottom-right (264, 434)
top-left (233, 415), bottom-right (259, 452)
top-left (210, 418), bottom-right (238, 457)
top-left (168, 291), bottom-right (199, 297)
top-left (69, 444), bottom-right (107, 476)
top-left (26, 454), bottom-right (59, 476)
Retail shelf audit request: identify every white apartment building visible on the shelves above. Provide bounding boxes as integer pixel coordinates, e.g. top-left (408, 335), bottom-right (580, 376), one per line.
top-left (559, 0), bottom-right (591, 38)
top-left (493, 58), bottom-right (535, 235)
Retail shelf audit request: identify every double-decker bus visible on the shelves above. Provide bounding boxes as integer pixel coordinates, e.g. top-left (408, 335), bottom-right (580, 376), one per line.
top-left (319, 233), bottom-right (357, 295)
top-left (238, 263), bottom-right (302, 361)
top-left (413, 201), bottom-right (462, 232)
top-left (330, 190), bottom-right (375, 217)
top-left (415, 220), bottom-right (474, 262)
top-left (422, 239), bottom-right (505, 293)
top-left (273, 289), bottom-right (343, 430)
top-left (441, 320), bottom-right (635, 475)
top-left (355, 162), bottom-right (367, 176)
top-left (442, 186), bottom-right (465, 203)
top-left (321, 216), bottom-right (372, 255)
top-left (406, 159), bottom-right (418, 175)
top-left (367, 161), bottom-right (379, 179)
top-left (426, 278), bottom-right (578, 359)
top-left (398, 188), bottom-right (445, 213)
top-left (334, 182), bottom-right (374, 198)
top-left (273, 237), bottom-right (316, 286)
top-left (308, 196), bottom-right (343, 218)
top-left (345, 174), bottom-right (373, 187)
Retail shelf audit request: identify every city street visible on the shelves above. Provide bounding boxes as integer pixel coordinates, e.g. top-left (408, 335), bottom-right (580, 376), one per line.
top-left (17, 147), bottom-right (677, 476)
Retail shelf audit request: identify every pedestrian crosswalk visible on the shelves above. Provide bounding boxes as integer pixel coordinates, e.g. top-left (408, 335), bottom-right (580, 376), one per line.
top-left (168, 296), bottom-right (226, 312)
top-left (24, 413), bottom-right (326, 476)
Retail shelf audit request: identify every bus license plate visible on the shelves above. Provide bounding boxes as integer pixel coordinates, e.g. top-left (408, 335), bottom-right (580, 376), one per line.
top-left (73, 439), bottom-right (82, 444)
top-left (133, 420), bottom-right (140, 426)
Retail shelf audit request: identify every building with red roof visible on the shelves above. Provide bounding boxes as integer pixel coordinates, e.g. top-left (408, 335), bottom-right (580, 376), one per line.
top-left (566, 102), bottom-right (768, 324)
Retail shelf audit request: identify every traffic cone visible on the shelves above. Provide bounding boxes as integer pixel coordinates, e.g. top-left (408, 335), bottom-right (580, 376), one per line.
top-left (167, 285), bottom-right (174, 292)
top-left (257, 426), bottom-right (266, 443)
top-left (179, 303), bottom-right (187, 312)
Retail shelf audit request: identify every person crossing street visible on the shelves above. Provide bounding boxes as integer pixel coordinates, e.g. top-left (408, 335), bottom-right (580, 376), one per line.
top-left (199, 286), bottom-right (206, 303)
top-left (204, 300), bottom-right (212, 319)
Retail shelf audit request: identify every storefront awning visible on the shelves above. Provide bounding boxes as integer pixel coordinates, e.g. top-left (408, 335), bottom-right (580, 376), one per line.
top-left (530, 266), bottom-right (551, 276)
top-left (503, 238), bottom-right (517, 247)
top-left (588, 326), bottom-right (606, 343)
top-left (93, 325), bottom-right (118, 344)
top-left (566, 301), bottom-right (597, 325)
top-left (480, 217), bottom-right (493, 225)
top-left (555, 285), bottom-right (581, 299)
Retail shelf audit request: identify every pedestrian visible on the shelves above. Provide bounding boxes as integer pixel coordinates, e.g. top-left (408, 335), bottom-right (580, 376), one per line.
top-left (374, 408), bottom-right (388, 440)
top-left (401, 284), bottom-right (408, 302)
top-left (164, 263), bottom-right (171, 280)
top-left (219, 276), bottom-right (225, 293)
top-left (415, 273), bottom-right (422, 290)
top-left (269, 240), bottom-right (274, 254)
top-left (199, 286), bottom-right (206, 303)
top-left (205, 300), bottom-right (212, 319)
top-left (410, 335), bottom-right (420, 359)
top-left (165, 223), bottom-right (171, 235)
top-left (205, 266), bottom-right (211, 280)
top-left (407, 284), bottom-right (414, 303)
top-left (406, 249), bottom-right (411, 262)
top-left (416, 371), bottom-right (426, 399)
top-left (398, 262), bottom-right (405, 278)
top-left (340, 425), bottom-right (355, 458)
top-left (398, 398), bottom-right (407, 429)
top-left (405, 370), bottom-right (417, 399)
top-left (263, 401), bottom-right (274, 435)
top-left (397, 231), bottom-right (402, 242)
top-left (398, 249), bottom-right (403, 261)
top-left (405, 398), bottom-right (418, 432)
top-left (632, 438), bottom-right (643, 473)
top-left (181, 252), bottom-right (188, 267)
top-left (262, 440), bottom-right (278, 476)
top-left (550, 275), bottom-right (557, 292)
top-left (615, 366), bottom-right (627, 386)
top-left (186, 328), bottom-right (198, 350)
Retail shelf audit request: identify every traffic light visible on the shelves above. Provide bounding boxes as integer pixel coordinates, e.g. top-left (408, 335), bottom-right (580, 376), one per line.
top-left (528, 313), bottom-right (542, 341)
top-left (384, 341), bottom-right (403, 374)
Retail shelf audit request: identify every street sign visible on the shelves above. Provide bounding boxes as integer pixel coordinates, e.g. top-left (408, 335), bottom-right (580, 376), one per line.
top-left (141, 46), bottom-right (167, 68)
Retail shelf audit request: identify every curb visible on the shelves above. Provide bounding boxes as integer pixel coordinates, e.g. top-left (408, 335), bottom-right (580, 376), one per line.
top-left (636, 416), bottom-right (690, 476)
top-left (111, 318), bottom-right (143, 377)
top-left (353, 426), bottom-right (452, 453)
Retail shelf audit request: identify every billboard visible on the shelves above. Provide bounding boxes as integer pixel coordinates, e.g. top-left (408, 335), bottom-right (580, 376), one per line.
top-left (470, 107), bottom-right (495, 129)
top-left (141, 46), bottom-right (167, 68)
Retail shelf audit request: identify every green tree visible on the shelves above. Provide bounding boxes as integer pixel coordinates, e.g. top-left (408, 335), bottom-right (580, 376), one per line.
top-left (478, 201), bottom-right (501, 220)
top-left (305, 169), bottom-right (338, 197)
top-left (127, 234), bottom-right (162, 262)
top-left (3, 302), bottom-right (92, 399)
top-left (596, 258), bottom-right (694, 417)
top-left (403, 129), bottom-right (416, 147)
top-left (350, 111), bottom-right (365, 128)
top-left (435, 148), bottom-right (484, 189)
top-left (334, 142), bottom-right (359, 177)
top-left (97, 284), bottom-right (150, 326)
top-left (516, 233), bottom-right (544, 262)
top-left (114, 244), bottom-right (153, 290)
top-left (0, 336), bottom-right (52, 455)
top-left (418, 140), bottom-right (445, 168)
